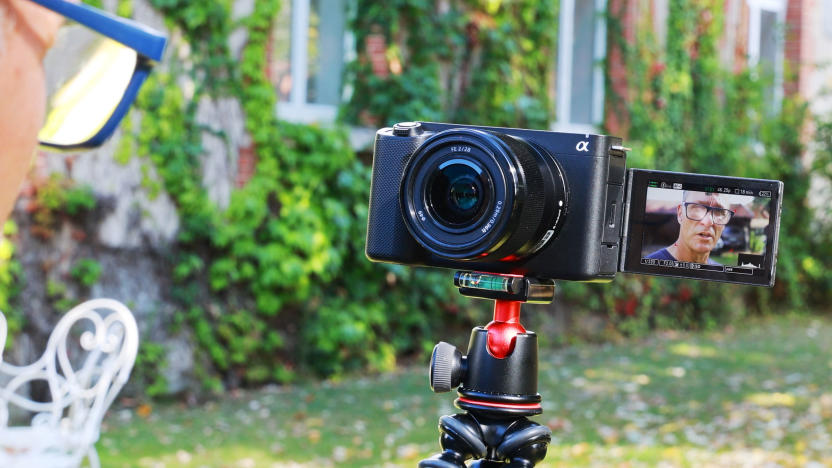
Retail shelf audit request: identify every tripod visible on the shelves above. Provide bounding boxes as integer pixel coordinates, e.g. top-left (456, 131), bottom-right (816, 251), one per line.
top-left (419, 271), bottom-right (554, 467)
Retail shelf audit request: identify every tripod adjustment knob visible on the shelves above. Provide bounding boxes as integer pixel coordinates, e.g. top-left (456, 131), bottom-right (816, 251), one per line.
top-left (430, 342), bottom-right (464, 393)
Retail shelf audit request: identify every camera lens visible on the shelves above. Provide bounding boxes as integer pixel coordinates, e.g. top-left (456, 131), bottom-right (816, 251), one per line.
top-left (400, 128), bottom-right (567, 261)
top-left (428, 160), bottom-right (487, 226)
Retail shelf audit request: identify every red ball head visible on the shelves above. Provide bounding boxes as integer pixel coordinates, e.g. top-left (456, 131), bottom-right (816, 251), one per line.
top-left (485, 300), bottom-right (526, 359)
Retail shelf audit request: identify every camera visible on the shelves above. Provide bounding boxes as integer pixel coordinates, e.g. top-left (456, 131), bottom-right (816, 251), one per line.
top-left (366, 121), bottom-right (783, 286)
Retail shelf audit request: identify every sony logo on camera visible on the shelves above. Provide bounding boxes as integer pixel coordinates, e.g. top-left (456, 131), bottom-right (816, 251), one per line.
top-left (365, 121), bottom-right (783, 287)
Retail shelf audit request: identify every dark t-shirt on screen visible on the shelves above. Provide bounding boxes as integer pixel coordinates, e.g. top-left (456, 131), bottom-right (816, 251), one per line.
top-left (645, 247), bottom-right (721, 266)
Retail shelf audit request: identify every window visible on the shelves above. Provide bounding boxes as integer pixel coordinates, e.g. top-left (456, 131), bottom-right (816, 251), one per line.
top-left (555, 0), bottom-right (607, 132)
top-left (825, 0), bottom-right (832, 39)
top-left (747, 0), bottom-right (785, 111)
top-left (269, 0), bottom-right (347, 123)
top-left (652, 0), bottom-right (669, 51)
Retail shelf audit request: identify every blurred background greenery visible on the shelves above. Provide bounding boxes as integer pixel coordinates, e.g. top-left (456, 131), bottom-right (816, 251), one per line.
top-left (0, 0), bottom-right (831, 410)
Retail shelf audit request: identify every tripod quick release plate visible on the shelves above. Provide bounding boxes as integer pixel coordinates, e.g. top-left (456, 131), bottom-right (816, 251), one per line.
top-left (454, 271), bottom-right (555, 304)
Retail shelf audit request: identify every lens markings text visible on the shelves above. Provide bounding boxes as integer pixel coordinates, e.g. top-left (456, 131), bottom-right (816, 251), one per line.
top-left (481, 201), bottom-right (503, 233)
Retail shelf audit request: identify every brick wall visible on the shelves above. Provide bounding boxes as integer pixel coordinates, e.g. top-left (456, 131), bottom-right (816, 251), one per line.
top-left (605, 0), bottom-right (637, 137)
top-left (784, 0), bottom-right (805, 97)
top-left (236, 143), bottom-right (256, 188)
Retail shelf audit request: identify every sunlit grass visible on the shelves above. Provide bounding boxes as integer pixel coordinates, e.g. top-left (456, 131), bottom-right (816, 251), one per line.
top-left (99, 314), bottom-right (832, 467)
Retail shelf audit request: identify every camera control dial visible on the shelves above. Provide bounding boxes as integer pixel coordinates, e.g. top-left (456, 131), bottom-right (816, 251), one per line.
top-left (393, 121), bottom-right (424, 137)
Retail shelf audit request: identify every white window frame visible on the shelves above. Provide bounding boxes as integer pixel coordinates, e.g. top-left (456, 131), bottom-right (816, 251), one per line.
top-left (554, 0), bottom-right (607, 133)
top-left (275, 0), bottom-right (349, 124)
top-left (747, 0), bottom-right (786, 110)
top-left (652, 0), bottom-right (669, 51)
top-left (825, 0), bottom-right (832, 39)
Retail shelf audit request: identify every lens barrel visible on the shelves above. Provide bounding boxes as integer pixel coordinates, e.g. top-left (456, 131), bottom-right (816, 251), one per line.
top-left (400, 128), bottom-right (567, 262)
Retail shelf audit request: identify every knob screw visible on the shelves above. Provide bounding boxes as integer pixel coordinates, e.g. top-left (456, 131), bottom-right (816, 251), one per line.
top-left (430, 341), bottom-right (463, 393)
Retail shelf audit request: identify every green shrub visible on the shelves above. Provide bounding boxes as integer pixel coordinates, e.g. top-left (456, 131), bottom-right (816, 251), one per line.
top-left (133, 341), bottom-right (169, 398)
top-left (0, 222), bottom-right (23, 346)
top-left (70, 258), bottom-right (103, 288)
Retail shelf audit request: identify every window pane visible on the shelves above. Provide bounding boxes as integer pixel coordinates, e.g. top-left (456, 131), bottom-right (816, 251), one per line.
top-left (653, 0), bottom-right (669, 49)
top-left (270, 2), bottom-right (293, 102)
top-left (307, 0), bottom-right (345, 105)
top-left (569, 1), bottom-right (597, 125)
top-left (759, 10), bottom-right (778, 108)
top-left (759, 10), bottom-right (778, 73)
top-left (824, 0), bottom-right (832, 39)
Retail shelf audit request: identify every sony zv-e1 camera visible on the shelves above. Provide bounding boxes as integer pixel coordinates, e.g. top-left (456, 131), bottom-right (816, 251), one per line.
top-left (365, 121), bottom-right (784, 287)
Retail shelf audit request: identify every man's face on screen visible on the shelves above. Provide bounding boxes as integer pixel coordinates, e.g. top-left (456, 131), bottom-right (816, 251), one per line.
top-left (677, 192), bottom-right (728, 255)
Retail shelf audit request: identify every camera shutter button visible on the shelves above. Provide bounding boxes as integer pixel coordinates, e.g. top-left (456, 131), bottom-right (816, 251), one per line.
top-left (393, 121), bottom-right (423, 137)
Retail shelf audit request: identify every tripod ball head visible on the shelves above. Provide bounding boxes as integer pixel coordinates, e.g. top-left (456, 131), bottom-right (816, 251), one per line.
top-left (430, 342), bottom-right (464, 393)
top-left (420, 275), bottom-right (551, 466)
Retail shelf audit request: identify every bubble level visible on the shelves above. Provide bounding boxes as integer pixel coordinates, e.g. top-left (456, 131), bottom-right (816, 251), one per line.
top-left (456, 272), bottom-right (511, 292)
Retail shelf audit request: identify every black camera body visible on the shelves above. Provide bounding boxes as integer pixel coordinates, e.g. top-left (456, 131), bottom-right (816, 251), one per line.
top-left (366, 121), bottom-right (627, 281)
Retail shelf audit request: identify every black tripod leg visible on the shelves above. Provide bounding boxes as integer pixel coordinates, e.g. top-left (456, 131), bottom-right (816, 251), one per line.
top-left (419, 413), bottom-right (488, 468)
top-left (495, 419), bottom-right (551, 467)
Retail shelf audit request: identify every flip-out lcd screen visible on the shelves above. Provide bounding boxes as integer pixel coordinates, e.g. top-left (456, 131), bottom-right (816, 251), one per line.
top-left (622, 170), bottom-right (783, 286)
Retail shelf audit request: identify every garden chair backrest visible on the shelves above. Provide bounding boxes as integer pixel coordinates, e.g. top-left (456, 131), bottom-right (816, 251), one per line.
top-left (0, 299), bottom-right (138, 451)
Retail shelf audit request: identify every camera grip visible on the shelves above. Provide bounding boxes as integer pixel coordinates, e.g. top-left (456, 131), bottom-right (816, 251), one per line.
top-left (365, 132), bottom-right (425, 263)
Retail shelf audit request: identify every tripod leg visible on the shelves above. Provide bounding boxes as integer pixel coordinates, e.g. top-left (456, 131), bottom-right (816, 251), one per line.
top-left (495, 418), bottom-right (551, 467)
top-left (419, 413), bottom-right (488, 468)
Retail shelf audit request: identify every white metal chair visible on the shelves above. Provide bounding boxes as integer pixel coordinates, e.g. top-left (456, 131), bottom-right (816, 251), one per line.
top-left (0, 299), bottom-right (138, 468)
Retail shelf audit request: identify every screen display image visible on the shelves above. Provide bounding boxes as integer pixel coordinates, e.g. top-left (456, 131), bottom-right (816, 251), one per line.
top-left (621, 169), bottom-right (783, 286)
top-left (639, 187), bottom-right (772, 274)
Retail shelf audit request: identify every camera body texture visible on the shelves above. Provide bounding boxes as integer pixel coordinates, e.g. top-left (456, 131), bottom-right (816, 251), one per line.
top-left (365, 121), bottom-right (626, 282)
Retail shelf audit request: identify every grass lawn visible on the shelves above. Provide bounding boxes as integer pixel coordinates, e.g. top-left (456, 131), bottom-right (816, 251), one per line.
top-left (98, 314), bottom-right (832, 467)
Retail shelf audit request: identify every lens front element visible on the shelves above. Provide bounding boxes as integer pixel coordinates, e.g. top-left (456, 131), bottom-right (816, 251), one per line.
top-left (429, 160), bottom-right (487, 227)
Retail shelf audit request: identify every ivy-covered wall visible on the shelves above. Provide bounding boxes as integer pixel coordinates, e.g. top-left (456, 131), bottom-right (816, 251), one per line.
top-left (341, 0), bottom-right (832, 332)
top-left (2, 0), bottom-right (484, 398)
top-left (344, 0), bottom-right (559, 128)
top-left (1, 0), bottom-right (830, 398)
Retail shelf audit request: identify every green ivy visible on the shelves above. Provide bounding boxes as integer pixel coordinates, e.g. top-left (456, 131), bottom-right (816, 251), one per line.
top-left (26, 174), bottom-right (97, 238)
top-left (119, 0), bottom-right (475, 390)
top-left (0, 222), bottom-right (23, 347)
top-left (133, 341), bottom-right (169, 397)
top-left (109, 0), bottom-right (824, 392)
top-left (344, 0), bottom-right (559, 128)
top-left (70, 258), bottom-right (103, 288)
top-left (597, 0), bottom-right (821, 333)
